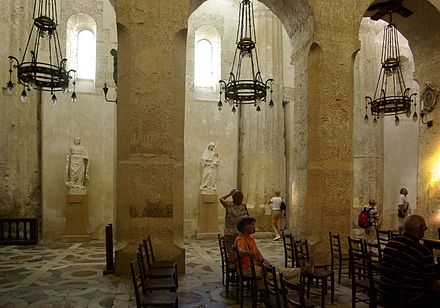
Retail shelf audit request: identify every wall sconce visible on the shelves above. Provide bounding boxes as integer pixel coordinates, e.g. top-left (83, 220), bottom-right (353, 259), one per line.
top-left (420, 83), bottom-right (437, 127)
top-left (103, 49), bottom-right (117, 103)
top-left (103, 82), bottom-right (117, 103)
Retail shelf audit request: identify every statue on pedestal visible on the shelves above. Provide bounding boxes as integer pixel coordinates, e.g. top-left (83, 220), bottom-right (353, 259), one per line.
top-left (65, 137), bottom-right (89, 193)
top-left (200, 143), bottom-right (219, 194)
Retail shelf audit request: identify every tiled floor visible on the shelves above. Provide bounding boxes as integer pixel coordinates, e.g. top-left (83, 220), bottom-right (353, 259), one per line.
top-left (0, 237), bottom-right (366, 307)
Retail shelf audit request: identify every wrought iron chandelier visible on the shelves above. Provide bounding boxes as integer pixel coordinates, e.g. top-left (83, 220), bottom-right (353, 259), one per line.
top-left (364, 13), bottom-right (417, 126)
top-left (6, 0), bottom-right (76, 105)
top-left (218, 0), bottom-right (274, 113)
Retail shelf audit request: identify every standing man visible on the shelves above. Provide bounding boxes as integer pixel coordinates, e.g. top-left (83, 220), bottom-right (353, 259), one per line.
top-left (269, 191), bottom-right (283, 241)
top-left (383, 215), bottom-right (440, 306)
top-left (398, 187), bottom-right (411, 234)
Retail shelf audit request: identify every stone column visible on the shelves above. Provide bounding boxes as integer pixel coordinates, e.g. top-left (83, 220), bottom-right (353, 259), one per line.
top-left (305, 0), bottom-right (360, 263)
top-left (114, 0), bottom-right (188, 274)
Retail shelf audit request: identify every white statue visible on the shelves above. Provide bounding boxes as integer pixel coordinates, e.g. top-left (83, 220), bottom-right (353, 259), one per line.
top-left (200, 143), bottom-right (219, 193)
top-left (65, 137), bottom-right (89, 191)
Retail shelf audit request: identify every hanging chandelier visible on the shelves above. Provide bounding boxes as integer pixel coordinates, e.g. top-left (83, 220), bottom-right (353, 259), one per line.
top-left (364, 12), bottom-right (417, 126)
top-left (6, 0), bottom-right (77, 105)
top-left (218, 0), bottom-right (274, 113)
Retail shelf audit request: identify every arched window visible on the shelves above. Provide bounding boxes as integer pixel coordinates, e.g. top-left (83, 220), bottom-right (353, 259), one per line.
top-left (195, 39), bottom-right (213, 88)
top-left (77, 29), bottom-right (96, 80)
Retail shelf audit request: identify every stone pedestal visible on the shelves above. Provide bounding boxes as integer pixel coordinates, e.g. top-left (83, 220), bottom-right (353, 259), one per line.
top-left (196, 193), bottom-right (219, 239)
top-left (64, 193), bottom-right (90, 242)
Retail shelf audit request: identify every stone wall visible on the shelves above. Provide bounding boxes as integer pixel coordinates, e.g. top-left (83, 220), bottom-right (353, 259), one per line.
top-left (0, 1), bottom-right (41, 221)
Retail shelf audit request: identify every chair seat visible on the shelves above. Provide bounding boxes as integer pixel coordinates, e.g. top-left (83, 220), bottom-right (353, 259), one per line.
top-left (145, 267), bottom-right (176, 277)
top-left (139, 291), bottom-right (178, 306)
top-left (307, 268), bottom-right (333, 279)
top-left (148, 277), bottom-right (177, 291)
top-left (287, 290), bottom-right (315, 308)
top-left (152, 260), bottom-right (177, 268)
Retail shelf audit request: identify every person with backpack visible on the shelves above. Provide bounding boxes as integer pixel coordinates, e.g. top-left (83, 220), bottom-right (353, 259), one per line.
top-left (268, 190), bottom-right (283, 241)
top-left (363, 199), bottom-right (379, 250)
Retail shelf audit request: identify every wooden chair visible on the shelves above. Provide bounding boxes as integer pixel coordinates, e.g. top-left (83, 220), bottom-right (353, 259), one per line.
top-left (137, 245), bottom-right (177, 288)
top-left (218, 234), bottom-right (236, 297)
top-left (279, 272), bottom-right (315, 308)
top-left (282, 233), bottom-right (295, 268)
top-left (135, 254), bottom-right (177, 292)
top-left (329, 232), bottom-right (350, 283)
top-left (261, 260), bottom-right (282, 308)
top-left (232, 246), bottom-right (265, 308)
top-left (347, 237), bottom-right (365, 255)
top-left (365, 240), bottom-right (382, 264)
top-left (376, 230), bottom-right (391, 247)
top-left (348, 247), bottom-right (375, 308)
top-left (293, 239), bottom-right (334, 307)
top-left (129, 260), bottom-right (178, 307)
top-left (143, 236), bottom-right (178, 287)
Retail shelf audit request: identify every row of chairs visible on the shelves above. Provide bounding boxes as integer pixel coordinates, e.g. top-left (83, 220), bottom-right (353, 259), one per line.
top-left (282, 234), bottom-right (335, 307)
top-left (348, 236), bottom-right (407, 308)
top-left (219, 234), bottom-right (317, 307)
top-left (328, 229), bottom-right (398, 284)
top-left (129, 236), bottom-right (179, 307)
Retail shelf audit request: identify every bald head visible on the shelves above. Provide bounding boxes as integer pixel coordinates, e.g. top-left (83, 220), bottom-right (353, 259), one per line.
top-left (403, 215), bottom-right (427, 239)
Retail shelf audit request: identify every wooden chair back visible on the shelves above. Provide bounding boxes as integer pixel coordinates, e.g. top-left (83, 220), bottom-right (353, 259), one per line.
top-left (218, 234), bottom-right (227, 285)
top-left (282, 233), bottom-right (295, 268)
top-left (261, 260), bottom-right (281, 307)
top-left (293, 239), bottom-right (310, 269)
top-left (329, 231), bottom-right (350, 283)
top-left (279, 272), bottom-right (315, 308)
top-left (377, 229), bottom-right (392, 250)
top-left (130, 259), bottom-right (145, 307)
top-left (348, 240), bottom-right (377, 308)
top-left (348, 237), bottom-right (366, 254)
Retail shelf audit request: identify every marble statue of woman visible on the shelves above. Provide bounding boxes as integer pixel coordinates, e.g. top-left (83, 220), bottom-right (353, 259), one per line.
top-left (65, 137), bottom-right (89, 192)
top-left (200, 143), bottom-right (219, 193)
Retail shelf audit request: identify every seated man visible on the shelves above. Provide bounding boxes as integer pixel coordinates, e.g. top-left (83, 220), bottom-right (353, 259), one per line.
top-left (234, 216), bottom-right (264, 276)
top-left (382, 214), bottom-right (440, 307)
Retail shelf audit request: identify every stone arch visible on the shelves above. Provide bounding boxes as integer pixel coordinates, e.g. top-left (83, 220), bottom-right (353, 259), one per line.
top-left (353, 0), bottom-right (440, 237)
top-left (184, 0), bottom-right (314, 238)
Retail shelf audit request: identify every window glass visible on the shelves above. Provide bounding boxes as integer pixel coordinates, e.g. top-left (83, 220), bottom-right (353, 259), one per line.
top-left (195, 39), bottom-right (213, 88)
top-left (77, 30), bottom-right (96, 79)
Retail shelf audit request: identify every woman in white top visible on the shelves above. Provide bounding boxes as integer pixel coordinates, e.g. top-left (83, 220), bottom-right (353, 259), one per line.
top-left (269, 191), bottom-right (283, 241)
top-left (398, 187), bottom-right (411, 234)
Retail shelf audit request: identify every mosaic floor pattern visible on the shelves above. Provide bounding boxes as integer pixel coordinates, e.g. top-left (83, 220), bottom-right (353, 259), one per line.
top-left (0, 237), bottom-right (365, 307)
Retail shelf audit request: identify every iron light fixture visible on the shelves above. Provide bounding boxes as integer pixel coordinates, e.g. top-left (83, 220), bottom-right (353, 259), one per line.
top-left (6, 0), bottom-right (76, 105)
top-left (364, 13), bottom-right (417, 126)
top-left (218, 0), bottom-right (274, 113)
